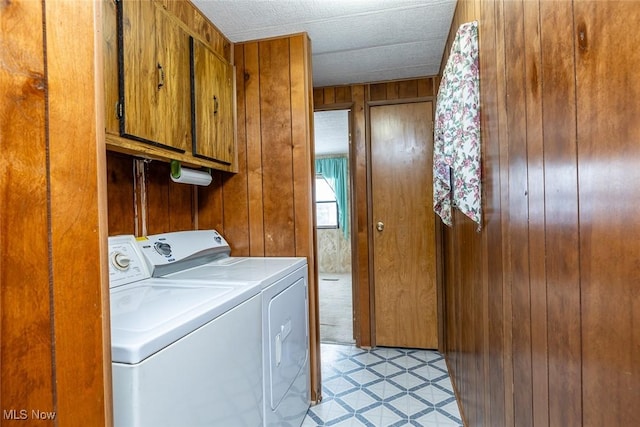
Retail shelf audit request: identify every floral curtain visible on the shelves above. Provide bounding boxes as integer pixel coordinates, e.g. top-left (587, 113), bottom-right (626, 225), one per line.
top-left (433, 21), bottom-right (482, 230)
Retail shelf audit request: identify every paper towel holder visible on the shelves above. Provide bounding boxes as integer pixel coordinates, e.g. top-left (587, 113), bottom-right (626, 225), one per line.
top-left (170, 160), bottom-right (212, 186)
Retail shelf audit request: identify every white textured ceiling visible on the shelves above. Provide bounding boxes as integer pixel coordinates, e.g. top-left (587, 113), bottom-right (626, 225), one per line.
top-left (192, 0), bottom-right (457, 87)
top-left (314, 110), bottom-right (350, 155)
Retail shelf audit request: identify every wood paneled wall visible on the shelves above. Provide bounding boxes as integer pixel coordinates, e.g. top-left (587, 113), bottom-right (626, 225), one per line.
top-left (442, 1), bottom-right (640, 427)
top-left (1, 1), bottom-right (111, 425)
top-left (313, 78), bottom-right (438, 348)
top-left (106, 34), bottom-right (320, 401)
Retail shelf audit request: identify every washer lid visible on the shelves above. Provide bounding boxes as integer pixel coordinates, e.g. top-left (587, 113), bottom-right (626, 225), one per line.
top-left (110, 279), bottom-right (259, 364)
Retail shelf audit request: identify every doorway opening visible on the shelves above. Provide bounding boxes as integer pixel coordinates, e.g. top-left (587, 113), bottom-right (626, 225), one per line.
top-left (313, 109), bottom-right (355, 345)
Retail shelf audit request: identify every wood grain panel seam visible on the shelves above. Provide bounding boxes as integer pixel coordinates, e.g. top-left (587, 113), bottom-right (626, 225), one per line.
top-left (41, 12), bottom-right (60, 412)
top-left (287, 38), bottom-right (299, 256)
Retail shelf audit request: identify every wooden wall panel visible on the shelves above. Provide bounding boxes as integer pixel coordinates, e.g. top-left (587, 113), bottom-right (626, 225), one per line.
top-left (217, 45), bottom-right (250, 256)
top-left (106, 153), bottom-right (137, 235)
top-left (244, 42), bottom-right (266, 256)
top-left (523, 2), bottom-right (548, 427)
top-left (575, 2), bottom-right (640, 426)
top-left (479, 1), bottom-right (507, 426)
top-left (322, 87), bottom-right (336, 105)
top-left (258, 38), bottom-right (297, 256)
top-left (369, 78), bottom-right (436, 102)
top-left (1, 0), bottom-right (54, 419)
top-left (442, 1), bottom-right (640, 427)
top-left (334, 86), bottom-right (352, 104)
top-left (539, 3), bottom-right (582, 427)
top-left (503, 1), bottom-right (533, 426)
top-left (197, 170), bottom-right (224, 233)
top-left (494, 1), bottom-right (514, 424)
top-left (314, 86), bottom-right (351, 107)
top-left (1, 1), bottom-right (110, 424)
top-left (456, 214), bottom-right (484, 427)
top-left (144, 162), bottom-right (170, 234)
top-left (46, 2), bottom-right (111, 423)
top-left (290, 34), bottom-right (315, 257)
top-left (144, 161), bottom-right (195, 233)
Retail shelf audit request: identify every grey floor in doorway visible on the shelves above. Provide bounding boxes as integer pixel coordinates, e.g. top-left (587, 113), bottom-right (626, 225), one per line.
top-left (319, 272), bottom-right (354, 344)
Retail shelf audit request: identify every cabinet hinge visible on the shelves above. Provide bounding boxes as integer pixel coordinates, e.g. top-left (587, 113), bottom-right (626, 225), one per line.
top-left (116, 102), bottom-right (123, 119)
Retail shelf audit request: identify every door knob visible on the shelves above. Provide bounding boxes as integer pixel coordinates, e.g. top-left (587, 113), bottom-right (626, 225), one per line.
top-left (376, 221), bottom-right (384, 232)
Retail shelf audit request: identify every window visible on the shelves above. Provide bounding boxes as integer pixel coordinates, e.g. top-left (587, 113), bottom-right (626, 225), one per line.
top-left (316, 175), bottom-right (339, 229)
top-left (315, 156), bottom-right (349, 238)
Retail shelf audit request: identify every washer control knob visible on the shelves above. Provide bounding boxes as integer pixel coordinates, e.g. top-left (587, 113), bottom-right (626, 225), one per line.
top-left (214, 235), bottom-right (222, 243)
top-left (111, 252), bottom-right (131, 271)
top-left (154, 242), bottom-right (172, 257)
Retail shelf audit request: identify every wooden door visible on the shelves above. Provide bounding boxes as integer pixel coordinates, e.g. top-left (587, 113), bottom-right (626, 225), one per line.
top-left (371, 102), bottom-right (437, 349)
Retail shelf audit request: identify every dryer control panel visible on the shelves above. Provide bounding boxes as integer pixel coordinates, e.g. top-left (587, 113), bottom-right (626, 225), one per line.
top-left (108, 235), bottom-right (151, 288)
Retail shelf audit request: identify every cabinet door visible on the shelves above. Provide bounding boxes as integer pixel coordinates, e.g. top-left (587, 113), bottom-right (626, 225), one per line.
top-left (119, 0), bottom-right (190, 152)
top-left (156, 7), bottom-right (191, 152)
top-left (190, 38), bottom-right (236, 165)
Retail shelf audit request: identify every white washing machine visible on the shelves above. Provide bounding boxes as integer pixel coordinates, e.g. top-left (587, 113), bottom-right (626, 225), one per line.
top-left (108, 235), bottom-right (263, 427)
top-left (137, 230), bottom-right (311, 427)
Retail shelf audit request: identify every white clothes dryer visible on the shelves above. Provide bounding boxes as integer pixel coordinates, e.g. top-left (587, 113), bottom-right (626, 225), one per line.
top-left (137, 230), bottom-right (311, 427)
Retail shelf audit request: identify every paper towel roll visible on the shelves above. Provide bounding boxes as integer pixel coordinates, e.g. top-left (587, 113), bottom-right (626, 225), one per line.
top-left (170, 167), bottom-right (212, 186)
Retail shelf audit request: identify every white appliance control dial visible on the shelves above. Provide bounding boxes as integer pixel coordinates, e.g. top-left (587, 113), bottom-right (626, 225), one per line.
top-left (154, 241), bottom-right (172, 257)
top-left (111, 252), bottom-right (131, 270)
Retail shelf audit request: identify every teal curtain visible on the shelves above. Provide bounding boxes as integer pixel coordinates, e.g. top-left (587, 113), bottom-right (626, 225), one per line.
top-left (315, 157), bottom-right (349, 239)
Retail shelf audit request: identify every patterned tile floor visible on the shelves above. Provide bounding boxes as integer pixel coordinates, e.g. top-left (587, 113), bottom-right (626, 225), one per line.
top-left (303, 343), bottom-right (463, 427)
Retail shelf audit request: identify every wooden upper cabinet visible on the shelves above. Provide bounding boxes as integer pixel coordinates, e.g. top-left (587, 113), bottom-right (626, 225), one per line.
top-left (190, 37), bottom-right (236, 166)
top-left (103, 0), bottom-right (237, 172)
top-left (119, 0), bottom-right (191, 152)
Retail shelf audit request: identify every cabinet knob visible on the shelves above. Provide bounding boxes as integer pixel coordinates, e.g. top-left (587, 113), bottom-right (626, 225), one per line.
top-left (376, 221), bottom-right (384, 232)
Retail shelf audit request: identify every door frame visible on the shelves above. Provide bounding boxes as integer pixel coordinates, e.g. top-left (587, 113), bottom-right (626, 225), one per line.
top-left (313, 105), bottom-right (361, 346)
top-left (312, 86), bottom-right (444, 352)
